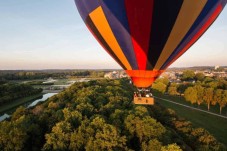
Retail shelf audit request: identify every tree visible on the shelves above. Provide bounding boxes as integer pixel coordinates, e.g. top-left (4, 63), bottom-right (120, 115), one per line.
top-left (85, 124), bottom-right (127, 151)
top-left (110, 109), bottom-right (126, 129)
top-left (184, 87), bottom-right (197, 104)
top-left (177, 83), bottom-right (192, 95)
top-left (195, 73), bottom-right (205, 81)
top-left (63, 108), bottom-right (82, 128)
top-left (124, 115), bottom-right (166, 143)
top-left (70, 117), bottom-right (127, 151)
top-left (181, 70), bottom-right (195, 81)
top-left (204, 77), bottom-right (213, 83)
top-left (11, 106), bottom-right (27, 121)
top-left (218, 90), bottom-right (227, 114)
top-left (134, 106), bottom-right (149, 118)
top-left (76, 102), bottom-right (94, 117)
top-left (0, 116), bottom-right (29, 151)
top-left (69, 119), bottom-right (92, 150)
top-left (207, 81), bottom-right (218, 89)
top-left (190, 128), bottom-right (222, 150)
top-left (168, 86), bottom-right (178, 96)
top-left (152, 82), bottom-right (167, 94)
top-left (155, 77), bottom-right (170, 85)
top-left (217, 78), bottom-right (227, 90)
top-left (0, 82), bottom-right (42, 105)
top-left (203, 88), bottom-right (214, 111)
top-left (213, 89), bottom-right (223, 114)
top-left (43, 121), bottom-right (72, 150)
top-left (142, 139), bottom-right (162, 151)
top-left (194, 85), bottom-right (204, 107)
top-left (161, 143), bottom-right (182, 151)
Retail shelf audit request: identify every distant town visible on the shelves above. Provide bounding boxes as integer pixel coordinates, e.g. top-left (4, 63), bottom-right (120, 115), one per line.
top-left (103, 66), bottom-right (227, 82)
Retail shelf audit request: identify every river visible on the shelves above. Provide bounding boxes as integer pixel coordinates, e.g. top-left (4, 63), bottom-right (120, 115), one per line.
top-left (27, 93), bottom-right (57, 108)
top-left (0, 93), bottom-right (57, 122)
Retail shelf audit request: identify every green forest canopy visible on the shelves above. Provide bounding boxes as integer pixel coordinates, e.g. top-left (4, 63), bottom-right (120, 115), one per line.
top-left (0, 79), bottom-right (225, 151)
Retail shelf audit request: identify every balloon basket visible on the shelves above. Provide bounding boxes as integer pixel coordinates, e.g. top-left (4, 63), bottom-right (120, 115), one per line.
top-left (134, 97), bottom-right (154, 105)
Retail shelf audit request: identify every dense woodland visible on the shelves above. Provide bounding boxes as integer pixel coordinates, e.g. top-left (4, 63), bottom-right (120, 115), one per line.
top-left (152, 70), bottom-right (227, 114)
top-left (0, 81), bottom-right (42, 106)
top-left (0, 79), bottom-right (225, 151)
top-left (0, 70), bottom-right (106, 80)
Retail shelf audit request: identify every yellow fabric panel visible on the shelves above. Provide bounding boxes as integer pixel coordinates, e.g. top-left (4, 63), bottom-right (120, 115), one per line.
top-left (154, 0), bottom-right (207, 70)
top-left (89, 6), bottom-right (132, 70)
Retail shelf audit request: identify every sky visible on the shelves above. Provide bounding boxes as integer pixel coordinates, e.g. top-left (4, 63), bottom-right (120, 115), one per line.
top-left (0, 0), bottom-right (226, 70)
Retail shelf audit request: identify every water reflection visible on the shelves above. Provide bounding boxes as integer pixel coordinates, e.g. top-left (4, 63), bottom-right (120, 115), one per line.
top-left (0, 93), bottom-right (57, 122)
top-left (0, 114), bottom-right (10, 122)
top-left (27, 93), bottom-right (57, 108)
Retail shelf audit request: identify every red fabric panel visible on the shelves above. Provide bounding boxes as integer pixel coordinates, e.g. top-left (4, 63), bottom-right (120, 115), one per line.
top-left (164, 5), bottom-right (223, 69)
top-left (125, 0), bottom-right (154, 70)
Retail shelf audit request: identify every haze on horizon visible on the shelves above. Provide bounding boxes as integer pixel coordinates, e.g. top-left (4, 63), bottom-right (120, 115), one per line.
top-left (0, 0), bottom-right (227, 70)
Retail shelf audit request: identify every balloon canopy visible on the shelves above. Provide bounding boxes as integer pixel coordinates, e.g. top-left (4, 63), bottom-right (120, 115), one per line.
top-left (74, 0), bottom-right (226, 88)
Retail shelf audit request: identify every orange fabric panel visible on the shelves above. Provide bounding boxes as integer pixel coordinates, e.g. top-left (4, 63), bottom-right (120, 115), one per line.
top-left (126, 70), bottom-right (164, 87)
top-left (89, 6), bottom-right (132, 70)
top-left (132, 77), bottom-right (156, 88)
top-left (126, 70), bottom-right (164, 78)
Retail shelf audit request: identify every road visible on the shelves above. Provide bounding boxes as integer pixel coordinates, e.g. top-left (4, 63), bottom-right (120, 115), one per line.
top-left (154, 96), bottom-right (227, 120)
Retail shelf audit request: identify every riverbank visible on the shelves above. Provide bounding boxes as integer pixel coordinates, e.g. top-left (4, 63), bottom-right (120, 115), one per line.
top-left (0, 93), bottom-right (43, 114)
top-left (42, 89), bottom-right (62, 93)
top-left (0, 93), bottom-right (57, 122)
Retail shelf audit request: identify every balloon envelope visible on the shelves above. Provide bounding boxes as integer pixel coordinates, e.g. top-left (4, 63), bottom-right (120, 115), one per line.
top-left (75, 0), bottom-right (226, 88)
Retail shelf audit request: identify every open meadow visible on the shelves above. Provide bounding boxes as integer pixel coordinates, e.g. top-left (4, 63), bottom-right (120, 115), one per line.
top-left (155, 95), bottom-right (227, 146)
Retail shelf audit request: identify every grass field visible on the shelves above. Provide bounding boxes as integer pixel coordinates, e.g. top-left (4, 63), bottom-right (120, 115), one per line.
top-left (155, 95), bottom-right (227, 146)
top-left (53, 79), bottom-right (70, 85)
top-left (154, 92), bottom-right (227, 116)
top-left (0, 93), bottom-right (43, 114)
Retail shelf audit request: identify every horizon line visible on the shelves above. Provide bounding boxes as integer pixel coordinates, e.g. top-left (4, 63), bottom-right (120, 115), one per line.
top-left (0, 65), bottom-right (226, 71)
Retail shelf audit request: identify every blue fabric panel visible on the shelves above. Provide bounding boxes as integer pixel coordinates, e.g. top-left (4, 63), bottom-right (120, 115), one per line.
top-left (161, 0), bottom-right (221, 69)
top-left (74, 0), bottom-right (100, 21)
top-left (221, 0), bottom-right (227, 6)
top-left (101, 0), bottom-right (138, 69)
top-left (102, 0), bottom-right (130, 32)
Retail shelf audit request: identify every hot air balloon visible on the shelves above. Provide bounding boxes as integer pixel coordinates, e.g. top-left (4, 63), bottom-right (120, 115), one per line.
top-left (74, 0), bottom-right (227, 104)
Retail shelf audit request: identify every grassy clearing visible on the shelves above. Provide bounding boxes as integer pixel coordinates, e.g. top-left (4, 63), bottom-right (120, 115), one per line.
top-left (155, 95), bottom-right (227, 146)
top-left (153, 92), bottom-right (227, 116)
top-left (0, 93), bottom-right (43, 114)
top-left (53, 79), bottom-right (69, 85)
